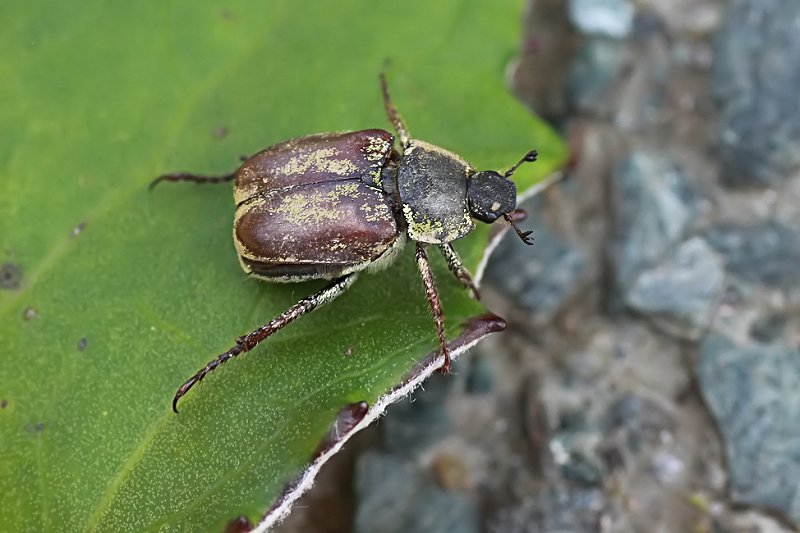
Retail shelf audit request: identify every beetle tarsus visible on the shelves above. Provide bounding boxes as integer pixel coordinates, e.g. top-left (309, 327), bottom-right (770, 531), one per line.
top-left (170, 274), bottom-right (358, 413)
top-left (504, 213), bottom-right (535, 245)
top-left (172, 345), bottom-right (242, 412)
top-left (149, 171), bottom-right (236, 191)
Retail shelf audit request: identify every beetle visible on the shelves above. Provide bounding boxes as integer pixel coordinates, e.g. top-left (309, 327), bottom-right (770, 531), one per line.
top-left (152, 75), bottom-right (537, 412)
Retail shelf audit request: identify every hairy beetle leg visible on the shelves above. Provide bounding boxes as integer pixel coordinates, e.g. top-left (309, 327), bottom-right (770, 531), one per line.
top-left (437, 243), bottom-right (480, 300)
top-left (380, 73), bottom-right (411, 150)
top-left (149, 171), bottom-right (236, 191)
top-left (415, 243), bottom-right (451, 373)
top-left (172, 273), bottom-right (358, 413)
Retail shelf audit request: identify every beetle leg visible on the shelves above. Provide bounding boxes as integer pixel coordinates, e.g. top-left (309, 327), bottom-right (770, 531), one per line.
top-left (415, 242), bottom-right (451, 373)
top-left (172, 273), bottom-right (358, 413)
top-left (437, 243), bottom-right (480, 300)
top-left (149, 171), bottom-right (236, 190)
top-left (503, 213), bottom-right (535, 245)
top-left (380, 73), bottom-right (411, 150)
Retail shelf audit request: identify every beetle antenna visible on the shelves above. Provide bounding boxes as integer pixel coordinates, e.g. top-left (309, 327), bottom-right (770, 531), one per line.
top-left (503, 213), bottom-right (534, 245)
top-left (149, 171), bottom-right (236, 190)
top-left (380, 73), bottom-right (411, 150)
top-left (503, 149), bottom-right (538, 179)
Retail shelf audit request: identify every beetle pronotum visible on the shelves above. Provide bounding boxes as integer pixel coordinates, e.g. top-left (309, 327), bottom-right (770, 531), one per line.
top-left (152, 75), bottom-right (537, 412)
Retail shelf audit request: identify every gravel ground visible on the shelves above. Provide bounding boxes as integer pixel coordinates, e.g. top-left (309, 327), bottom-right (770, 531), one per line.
top-left (274, 1), bottom-right (800, 531)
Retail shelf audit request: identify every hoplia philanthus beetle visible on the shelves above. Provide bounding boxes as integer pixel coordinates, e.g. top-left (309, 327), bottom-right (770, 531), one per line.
top-left (152, 75), bottom-right (537, 412)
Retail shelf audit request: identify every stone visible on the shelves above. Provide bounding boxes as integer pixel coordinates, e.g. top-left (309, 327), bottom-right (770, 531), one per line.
top-left (698, 336), bottom-right (800, 523)
top-left (382, 374), bottom-right (452, 457)
top-left (713, 0), bottom-right (800, 186)
top-left (568, 0), bottom-right (635, 39)
top-left (354, 452), bottom-right (421, 533)
top-left (464, 353), bottom-right (493, 395)
top-left (354, 452), bottom-right (479, 533)
top-left (567, 39), bottom-right (627, 116)
top-left (749, 314), bottom-right (788, 343)
top-left (612, 151), bottom-right (694, 291)
top-left (706, 220), bottom-right (800, 289)
top-left (485, 217), bottom-right (589, 324)
top-left (488, 488), bottom-right (608, 533)
top-left (405, 487), bottom-right (480, 533)
top-left (625, 237), bottom-right (725, 340)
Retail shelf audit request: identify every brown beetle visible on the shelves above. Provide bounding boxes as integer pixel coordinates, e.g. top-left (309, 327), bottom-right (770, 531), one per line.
top-left (153, 75), bottom-right (537, 412)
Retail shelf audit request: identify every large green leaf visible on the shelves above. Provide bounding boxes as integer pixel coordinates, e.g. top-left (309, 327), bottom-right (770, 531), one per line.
top-left (0, 1), bottom-right (566, 531)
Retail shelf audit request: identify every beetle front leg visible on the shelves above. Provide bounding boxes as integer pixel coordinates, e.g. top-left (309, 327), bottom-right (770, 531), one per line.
top-left (415, 242), bottom-right (451, 373)
top-left (380, 73), bottom-right (411, 150)
top-left (437, 243), bottom-right (480, 300)
top-left (172, 273), bottom-right (358, 412)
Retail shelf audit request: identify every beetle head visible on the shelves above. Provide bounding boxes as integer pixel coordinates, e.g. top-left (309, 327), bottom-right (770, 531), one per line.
top-left (466, 170), bottom-right (517, 223)
top-left (466, 150), bottom-right (538, 244)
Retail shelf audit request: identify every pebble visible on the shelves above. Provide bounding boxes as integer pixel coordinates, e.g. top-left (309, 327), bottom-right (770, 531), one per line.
top-left (354, 452), bottom-right (479, 533)
top-left (625, 237), bottom-right (725, 340)
top-left (713, 0), bottom-right (800, 186)
top-left (568, 0), bottom-right (635, 39)
top-left (698, 336), bottom-right (800, 523)
top-left (706, 220), bottom-right (800, 289)
top-left (567, 39), bottom-right (627, 116)
top-left (486, 216), bottom-right (589, 324)
top-left (611, 151), bottom-right (694, 291)
top-left (382, 374), bottom-right (452, 457)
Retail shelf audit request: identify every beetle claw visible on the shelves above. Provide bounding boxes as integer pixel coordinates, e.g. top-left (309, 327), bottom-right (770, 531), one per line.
top-left (504, 214), bottom-right (535, 245)
top-left (520, 230), bottom-right (535, 245)
top-left (172, 375), bottom-right (200, 413)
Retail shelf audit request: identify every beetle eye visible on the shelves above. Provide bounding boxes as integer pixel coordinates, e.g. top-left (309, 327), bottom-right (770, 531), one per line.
top-left (467, 171), bottom-right (517, 223)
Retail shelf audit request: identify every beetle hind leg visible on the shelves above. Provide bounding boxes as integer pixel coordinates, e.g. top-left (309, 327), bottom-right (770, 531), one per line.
top-left (437, 243), bottom-right (479, 300)
top-left (149, 171), bottom-right (236, 190)
top-left (415, 242), bottom-right (451, 373)
top-left (172, 273), bottom-right (358, 412)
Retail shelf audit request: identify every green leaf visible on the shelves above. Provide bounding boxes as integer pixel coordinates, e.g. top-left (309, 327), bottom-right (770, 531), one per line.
top-left (0, 1), bottom-right (566, 531)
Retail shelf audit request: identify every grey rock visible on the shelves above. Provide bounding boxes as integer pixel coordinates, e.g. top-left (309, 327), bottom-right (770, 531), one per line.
top-left (625, 237), bottom-right (724, 340)
top-left (382, 374), bottom-right (452, 457)
top-left (551, 432), bottom-right (606, 486)
top-left (354, 452), bottom-right (479, 533)
top-left (606, 393), bottom-right (675, 444)
top-left (465, 353), bottom-right (493, 395)
top-left (612, 151), bottom-right (694, 291)
top-left (698, 336), bottom-right (800, 523)
top-left (568, 0), bottom-right (635, 38)
top-left (749, 314), bottom-right (788, 343)
top-left (488, 488), bottom-right (608, 533)
top-left (486, 217), bottom-right (589, 324)
top-left (706, 220), bottom-right (800, 289)
top-left (406, 487), bottom-right (480, 533)
top-left (354, 452), bottom-right (422, 533)
top-left (567, 39), bottom-right (627, 115)
top-left (713, 0), bottom-right (800, 186)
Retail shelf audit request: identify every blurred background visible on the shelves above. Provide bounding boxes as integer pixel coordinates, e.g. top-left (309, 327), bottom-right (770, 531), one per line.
top-left (276, 0), bottom-right (800, 531)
